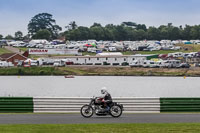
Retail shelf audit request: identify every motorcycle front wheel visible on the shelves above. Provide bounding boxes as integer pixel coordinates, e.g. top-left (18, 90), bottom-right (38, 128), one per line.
top-left (110, 105), bottom-right (123, 118)
top-left (80, 105), bottom-right (94, 118)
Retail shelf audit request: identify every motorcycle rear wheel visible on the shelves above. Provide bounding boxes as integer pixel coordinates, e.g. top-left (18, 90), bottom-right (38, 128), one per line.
top-left (80, 105), bottom-right (94, 118)
top-left (110, 105), bottom-right (122, 118)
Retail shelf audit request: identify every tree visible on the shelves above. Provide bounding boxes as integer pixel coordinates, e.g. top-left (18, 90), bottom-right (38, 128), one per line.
top-left (158, 25), bottom-right (168, 40)
top-left (122, 22), bottom-right (137, 27)
top-left (170, 27), bottom-right (181, 40)
top-left (90, 23), bottom-right (102, 28)
top-left (136, 24), bottom-right (147, 31)
top-left (147, 27), bottom-right (160, 40)
top-left (77, 26), bottom-right (90, 40)
top-left (63, 21), bottom-right (200, 41)
top-left (28, 13), bottom-right (62, 39)
top-left (0, 34), bottom-right (3, 39)
top-left (51, 25), bottom-right (62, 39)
top-left (124, 27), bottom-right (137, 41)
top-left (23, 34), bottom-right (31, 41)
top-left (135, 29), bottom-right (147, 40)
top-left (90, 26), bottom-right (105, 41)
top-left (32, 29), bottom-right (51, 40)
top-left (182, 25), bottom-right (191, 40)
top-left (66, 29), bottom-right (81, 41)
top-left (5, 35), bottom-right (13, 40)
top-left (190, 25), bottom-right (200, 40)
top-left (105, 24), bottom-right (116, 40)
top-left (15, 31), bottom-right (23, 40)
top-left (66, 21), bottom-right (77, 30)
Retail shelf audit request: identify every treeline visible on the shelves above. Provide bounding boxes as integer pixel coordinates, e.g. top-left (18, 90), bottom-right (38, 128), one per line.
top-left (64, 22), bottom-right (200, 41)
top-left (1, 13), bottom-right (200, 41)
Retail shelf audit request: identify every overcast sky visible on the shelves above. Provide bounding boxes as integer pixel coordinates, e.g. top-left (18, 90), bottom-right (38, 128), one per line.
top-left (0, 0), bottom-right (200, 36)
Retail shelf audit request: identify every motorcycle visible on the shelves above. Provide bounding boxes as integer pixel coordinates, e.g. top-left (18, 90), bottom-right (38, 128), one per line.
top-left (80, 97), bottom-right (123, 118)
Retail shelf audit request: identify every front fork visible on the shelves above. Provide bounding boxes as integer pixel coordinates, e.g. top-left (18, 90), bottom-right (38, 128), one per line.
top-left (88, 100), bottom-right (95, 110)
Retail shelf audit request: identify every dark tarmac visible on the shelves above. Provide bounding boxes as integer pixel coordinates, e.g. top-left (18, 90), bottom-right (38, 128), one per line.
top-left (0, 113), bottom-right (200, 124)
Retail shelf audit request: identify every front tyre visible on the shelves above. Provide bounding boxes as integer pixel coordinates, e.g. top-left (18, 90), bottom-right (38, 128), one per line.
top-left (80, 105), bottom-right (94, 118)
top-left (110, 105), bottom-right (122, 118)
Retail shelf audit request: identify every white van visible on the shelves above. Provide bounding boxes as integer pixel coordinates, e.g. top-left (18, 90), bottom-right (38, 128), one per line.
top-left (108, 47), bottom-right (117, 52)
top-left (53, 60), bottom-right (65, 67)
top-left (87, 47), bottom-right (97, 53)
top-left (130, 60), bottom-right (142, 67)
top-left (156, 60), bottom-right (168, 68)
top-left (142, 60), bottom-right (158, 68)
top-left (164, 60), bottom-right (181, 68)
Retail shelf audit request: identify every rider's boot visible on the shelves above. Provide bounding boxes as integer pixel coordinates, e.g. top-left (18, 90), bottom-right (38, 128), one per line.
top-left (105, 106), bottom-right (110, 112)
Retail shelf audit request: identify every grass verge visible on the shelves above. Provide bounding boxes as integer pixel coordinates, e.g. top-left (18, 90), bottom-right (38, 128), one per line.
top-left (0, 48), bottom-right (12, 54)
top-left (0, 66), bottom-right (199, 76)
top-left (18, 47), bottom-right (28, 52)
top-left (0, 67), bottom-right (61, 75)
top-left (0, 123), bottom-right (200, 133)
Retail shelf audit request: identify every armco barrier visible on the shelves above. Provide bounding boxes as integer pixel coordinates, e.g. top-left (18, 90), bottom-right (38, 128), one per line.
top-left (33, 97), bottom-right (160, 113)
top-left (2, 97), bottom-right (200, 113)
top-left (160, 98), bottom-right (200, 112)
top-left (0, 97), bottom-right (33, 113)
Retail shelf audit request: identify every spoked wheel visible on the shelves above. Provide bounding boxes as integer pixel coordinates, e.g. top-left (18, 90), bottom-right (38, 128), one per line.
top-left (110, 105), bottom-right (122, 118)
top-left (80, 105), bottom-right (94, 118)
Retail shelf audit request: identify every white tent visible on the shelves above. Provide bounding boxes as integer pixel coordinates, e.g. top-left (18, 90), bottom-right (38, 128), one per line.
top-left (96, 52), bottom-right (123, 56)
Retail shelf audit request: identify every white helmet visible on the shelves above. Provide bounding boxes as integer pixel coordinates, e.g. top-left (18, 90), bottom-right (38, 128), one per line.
top-left (101, 87), bottom-right (107, 94)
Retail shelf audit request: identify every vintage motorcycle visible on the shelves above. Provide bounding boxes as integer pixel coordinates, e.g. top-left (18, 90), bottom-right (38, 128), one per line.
top-left (80, 97), bottom-right (123, 118)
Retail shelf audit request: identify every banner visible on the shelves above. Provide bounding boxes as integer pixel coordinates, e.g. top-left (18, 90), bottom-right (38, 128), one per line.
top-left (29, 49), bottom-right (79, 55)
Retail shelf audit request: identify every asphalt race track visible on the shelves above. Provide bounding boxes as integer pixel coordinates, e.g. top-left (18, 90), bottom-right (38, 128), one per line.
top-left (0, 114), bottom-right (200, 124)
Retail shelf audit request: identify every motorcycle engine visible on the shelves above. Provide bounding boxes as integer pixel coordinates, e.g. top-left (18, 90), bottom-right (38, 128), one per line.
top-left (95, 106), bottom-right (106, 115)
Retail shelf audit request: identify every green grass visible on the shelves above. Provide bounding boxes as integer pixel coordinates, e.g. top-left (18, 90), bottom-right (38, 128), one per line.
top-left (122, 50), bottom-right (181, 55)
top-left (0, 48), bottom-right (12, 54)
top-left (28, 55), bottom-right (44, 59)
top-left (0, 67), bottom-right (63, 75)
top-left (0, 123), bottom-right (200, 133)
top-left (137, 50), bottom-right (183, 55)
top-left (0, 67), bottom-right (197, 76)
top-left (176, 44), bottom-right (200, 52)
top-left (18, 47), bottom-right (28, 52)
top-left (82, 52), bottom-right (96, 56)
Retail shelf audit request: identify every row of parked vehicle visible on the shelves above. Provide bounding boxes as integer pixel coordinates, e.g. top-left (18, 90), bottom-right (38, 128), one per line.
top-left (0, 58), bottom-right (190, 68)
top-left (20, 58), bottom-right (74, 67)
top-left (130, 60), bottom-right (190, 68)
top-left (159, 52), bottom-right (200, 59)
top-left (0, 61), bottom-right (14, 67)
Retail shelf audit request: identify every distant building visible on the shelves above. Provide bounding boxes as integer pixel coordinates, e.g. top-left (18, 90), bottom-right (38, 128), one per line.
top-left (0, 53), bottom-right (27, 66)
top-left (50, 54), bottom-right (159, 66)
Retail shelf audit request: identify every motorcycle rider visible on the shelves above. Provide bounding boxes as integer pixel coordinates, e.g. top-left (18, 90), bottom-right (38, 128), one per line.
top-left (100, 87), bottom-right (112, 111)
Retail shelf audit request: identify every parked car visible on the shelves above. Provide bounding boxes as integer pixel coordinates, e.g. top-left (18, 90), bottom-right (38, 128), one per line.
top-left (130, 60), bottom-right (142, 67)
top-left (177, 63), bottom-right (190, 68)
top-left (139, 60), bottom-right (158, 68)
top-left (159, 54), bottom-right (168, 59)
top-left (53, 60), bottom-right (65, 67)
top-left (108, 47), bottom-right (117, 52)
top-left (65, 59), bottom-right (74, 65)
top-left (165, 60), bottom-right (181, 68)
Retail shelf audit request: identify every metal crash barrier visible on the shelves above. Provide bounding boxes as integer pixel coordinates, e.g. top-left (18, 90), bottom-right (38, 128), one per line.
top-left (1, 97), bottom-right (200, 113)
top-left (33, 97), bottom-right (160, 113)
